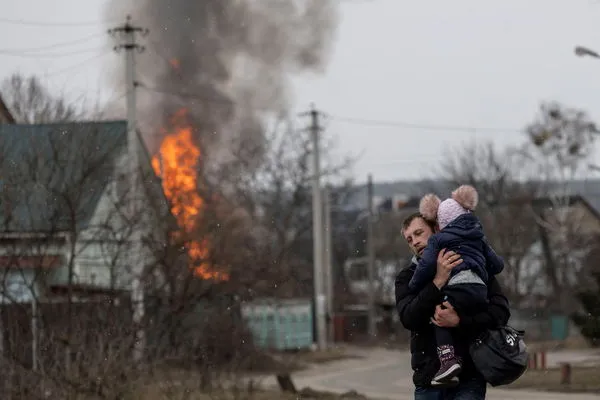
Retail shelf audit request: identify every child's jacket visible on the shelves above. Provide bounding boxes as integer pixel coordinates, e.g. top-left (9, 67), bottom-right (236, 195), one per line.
top-left (408, 213), bottom-right (504, 292)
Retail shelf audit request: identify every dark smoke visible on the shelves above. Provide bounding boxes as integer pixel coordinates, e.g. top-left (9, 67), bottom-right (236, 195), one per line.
top-left (104, 0), bottom-right (338, 165)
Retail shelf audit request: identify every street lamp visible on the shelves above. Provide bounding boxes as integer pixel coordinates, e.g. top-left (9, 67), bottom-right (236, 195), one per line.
top-left (575, 46), bottom-right (600, 171)
top-left (575, 45), bottom-right (600, 59)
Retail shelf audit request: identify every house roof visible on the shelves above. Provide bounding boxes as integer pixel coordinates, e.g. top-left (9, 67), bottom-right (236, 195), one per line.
top-left (531, 194), bottom-right (600, 220)
top-left (0, 121), bottom-right (128, 232)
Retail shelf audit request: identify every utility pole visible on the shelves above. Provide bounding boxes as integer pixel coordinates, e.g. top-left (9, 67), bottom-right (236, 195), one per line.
top-left (323, 185), bottom-right (334, 346)
top-left (109, 15), bottom-right (148, 363)
top-left (367, 174), bottom-right (377, 340)
top-left (302, 103), bottom-right (326, 351)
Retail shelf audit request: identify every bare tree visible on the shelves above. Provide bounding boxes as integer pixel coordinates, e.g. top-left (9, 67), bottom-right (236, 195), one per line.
top-left (136, 111), bottom-right (358, 391)
top-left (200, 115), bottom-right (355, 300)
top-left (433, 141), bottom-right (540, 306)
top-left (0, 73), bottom-right (89, 124)
top-left (520, 101), bottom-right (599, 311)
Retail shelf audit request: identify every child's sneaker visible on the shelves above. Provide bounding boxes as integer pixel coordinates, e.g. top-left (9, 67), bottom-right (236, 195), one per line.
top-left (431, 345), bottom-right (462, 384)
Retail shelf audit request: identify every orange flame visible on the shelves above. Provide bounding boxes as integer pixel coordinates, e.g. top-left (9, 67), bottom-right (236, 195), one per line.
top-left (169, 58), bottom-right (180, 70)
top-left (151, 109), bottom-right (229, 280)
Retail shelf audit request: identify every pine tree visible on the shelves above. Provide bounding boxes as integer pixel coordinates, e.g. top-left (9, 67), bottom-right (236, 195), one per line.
top-left (571, 271), bottom-right (600, 347)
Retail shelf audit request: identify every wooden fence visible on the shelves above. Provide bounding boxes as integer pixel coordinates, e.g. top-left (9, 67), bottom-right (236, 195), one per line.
top-left (1, 296), bottom-right (133, 369)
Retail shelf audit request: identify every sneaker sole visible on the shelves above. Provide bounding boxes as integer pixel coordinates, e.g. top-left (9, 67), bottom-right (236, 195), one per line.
top-left (431, 378), bottom-right (459, 387)
top-left (433, 364), bottom-right (462, 382)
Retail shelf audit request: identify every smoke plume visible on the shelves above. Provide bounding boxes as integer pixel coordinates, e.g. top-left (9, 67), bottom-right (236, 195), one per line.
top-left (104, 0), bottom-right (338, 165)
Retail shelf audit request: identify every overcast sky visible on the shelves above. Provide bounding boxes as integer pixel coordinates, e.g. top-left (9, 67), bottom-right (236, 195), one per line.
top-left (3, 0), bottom-right (600, 183)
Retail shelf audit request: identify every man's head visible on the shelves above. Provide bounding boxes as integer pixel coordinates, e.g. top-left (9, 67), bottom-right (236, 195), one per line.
top-left (401, 212), bottom-right (435, 257)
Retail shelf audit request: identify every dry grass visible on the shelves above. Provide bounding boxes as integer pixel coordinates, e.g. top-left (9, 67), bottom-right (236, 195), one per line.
top-left (508, 366), bottom-right (600, 393)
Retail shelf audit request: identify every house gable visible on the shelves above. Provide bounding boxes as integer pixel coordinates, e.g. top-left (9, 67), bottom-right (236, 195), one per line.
top-left (0, 121), bottom-right (128, 233)
top-left (73, 129), bottom-right (170, 290)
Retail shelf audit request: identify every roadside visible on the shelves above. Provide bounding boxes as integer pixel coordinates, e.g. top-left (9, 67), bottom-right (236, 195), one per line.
top-left (252, 346), bottom-right (600, 400)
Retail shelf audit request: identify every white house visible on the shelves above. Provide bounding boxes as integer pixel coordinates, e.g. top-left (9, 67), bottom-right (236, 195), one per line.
top-left (0, 120), bottom-right (170, 304)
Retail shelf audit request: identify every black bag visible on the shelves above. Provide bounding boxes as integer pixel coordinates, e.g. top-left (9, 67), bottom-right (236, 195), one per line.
top-left (468, 325), bottom-right (529, 387)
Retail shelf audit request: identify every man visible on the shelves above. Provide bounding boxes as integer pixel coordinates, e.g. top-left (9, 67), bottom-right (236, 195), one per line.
top-left (395, 212), bottom-right (510, 400)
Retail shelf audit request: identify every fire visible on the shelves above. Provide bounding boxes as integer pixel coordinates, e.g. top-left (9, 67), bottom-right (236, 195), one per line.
top-left (151, 109), bottom-right (229, 280)
top-left (169, 58), bottom-right (180, 70)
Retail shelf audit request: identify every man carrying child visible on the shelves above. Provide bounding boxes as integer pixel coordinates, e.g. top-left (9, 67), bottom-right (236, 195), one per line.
top-left (395, 186), bottom-right (510, 400)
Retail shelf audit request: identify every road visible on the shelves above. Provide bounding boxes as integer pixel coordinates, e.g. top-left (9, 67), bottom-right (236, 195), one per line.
top-left (258, 347), bottom-right (600, 400)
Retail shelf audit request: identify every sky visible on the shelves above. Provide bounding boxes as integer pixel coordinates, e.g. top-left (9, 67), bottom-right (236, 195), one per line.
top-left (3, 0), bottom-right (600, 183)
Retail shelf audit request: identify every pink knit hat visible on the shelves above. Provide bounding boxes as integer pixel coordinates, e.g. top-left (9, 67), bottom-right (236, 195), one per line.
top-left (419, 185), bottom-right (479, 230)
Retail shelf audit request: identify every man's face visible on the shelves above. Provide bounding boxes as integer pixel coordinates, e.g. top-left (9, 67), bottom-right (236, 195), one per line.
top-left (402, 217), bottom-right (434, 257)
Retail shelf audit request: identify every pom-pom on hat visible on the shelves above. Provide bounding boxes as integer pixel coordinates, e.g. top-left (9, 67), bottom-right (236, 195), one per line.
top-left (418, 185), bottom-right (479, 230)
top-left (419, 194), bottom-right (441, 222)
top-left (452, 184), bottom-right (479, 211)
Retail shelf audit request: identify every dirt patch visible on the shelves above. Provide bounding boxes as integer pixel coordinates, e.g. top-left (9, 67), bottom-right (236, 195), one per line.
top-left (507, 366), bottom-right (600, 393)
top-left (291, 347), bottom-right (361, 365)
top-left (136, 387), bottom-right (370, 400)
top-left (528, 336), bottom-right (593, 352)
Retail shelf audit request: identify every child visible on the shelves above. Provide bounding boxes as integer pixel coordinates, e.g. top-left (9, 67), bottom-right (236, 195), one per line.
top-left (409, 185), bottom-right (504, 385)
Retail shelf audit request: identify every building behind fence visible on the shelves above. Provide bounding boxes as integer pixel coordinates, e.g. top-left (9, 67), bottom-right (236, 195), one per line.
top-left (508, 308), bottom-right (579, 342)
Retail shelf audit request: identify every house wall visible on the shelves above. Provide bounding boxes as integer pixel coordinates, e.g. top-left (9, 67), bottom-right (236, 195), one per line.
top-left (68, 240), bottom-right (128, 290)
top-left (515, 200), bottom-right (600, 316)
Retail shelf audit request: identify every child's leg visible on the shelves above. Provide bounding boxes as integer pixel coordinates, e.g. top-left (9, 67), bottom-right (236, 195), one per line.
top-left (431, 314), bottom-right (462, 384)
top-left (435, 325), bottom-right (454, 348)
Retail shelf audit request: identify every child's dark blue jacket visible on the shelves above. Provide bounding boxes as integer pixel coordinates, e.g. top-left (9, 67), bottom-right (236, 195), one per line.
top-left (408, 213), bottom-right (504, 292)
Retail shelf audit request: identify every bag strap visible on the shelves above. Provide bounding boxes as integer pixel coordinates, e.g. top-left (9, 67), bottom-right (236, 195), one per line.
top-left (504, 325), bottom-right (525, 337)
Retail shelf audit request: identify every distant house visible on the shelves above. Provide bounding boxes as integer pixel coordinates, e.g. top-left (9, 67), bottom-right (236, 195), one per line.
top-left (518, 195), bottom-right (600, 301)
top-left (341, 180), bottom-right (600, 316)
top-left (0, 94), bottom-right (15, 124)
top-left (0, 121), bottom-right (169, 304)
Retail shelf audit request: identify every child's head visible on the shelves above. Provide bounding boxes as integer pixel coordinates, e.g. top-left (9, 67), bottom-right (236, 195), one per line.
top-left (419, 185), bottom-right (479, 230)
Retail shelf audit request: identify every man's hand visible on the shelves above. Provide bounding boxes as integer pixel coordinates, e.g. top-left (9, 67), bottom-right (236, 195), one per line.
top-left (433, 248), bottom-right (463, 289)
top-left (432, 301), bottom-right (460, 327)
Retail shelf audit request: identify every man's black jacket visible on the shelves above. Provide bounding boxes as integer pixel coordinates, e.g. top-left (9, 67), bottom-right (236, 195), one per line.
top-left (395, 260), bottom-right (510, 387)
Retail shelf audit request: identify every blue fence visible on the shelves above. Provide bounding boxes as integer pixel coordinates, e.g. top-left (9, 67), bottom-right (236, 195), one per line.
top-left (241, 298), bottom-right (313, 351)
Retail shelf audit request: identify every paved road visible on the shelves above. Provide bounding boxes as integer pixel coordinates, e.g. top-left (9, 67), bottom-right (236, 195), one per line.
top-left (258, 347), bottom-right (600, 400)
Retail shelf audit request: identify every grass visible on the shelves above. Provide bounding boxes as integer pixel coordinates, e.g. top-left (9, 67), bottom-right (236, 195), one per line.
top-left (508, 366), bottom-right (600, 393)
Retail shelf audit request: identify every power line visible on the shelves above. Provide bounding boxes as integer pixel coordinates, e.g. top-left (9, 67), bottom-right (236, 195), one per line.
top-left (329, 115), bottom-right (524, 134)
top-left (0, 17), bottom-right (115, 27)
top-left (141, 82), bottom-right (523, 135)
top-left (0, 33), bottom-right (104, 54)
top-left (41, 52), bottom-right (111, 78)
top-left (0, 47), bottom-right (104, 58)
